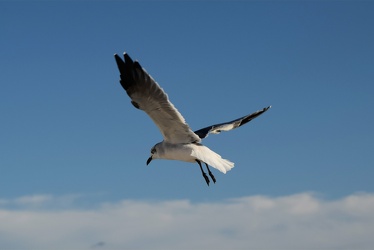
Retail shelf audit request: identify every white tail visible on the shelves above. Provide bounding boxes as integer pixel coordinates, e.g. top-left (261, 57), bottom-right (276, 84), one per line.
top-left (191, 145), bottom-right (234, 174)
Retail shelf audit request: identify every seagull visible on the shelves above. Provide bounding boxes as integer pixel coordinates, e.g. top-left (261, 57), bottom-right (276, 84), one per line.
top-left (114, 53), bottom-right (271, 186)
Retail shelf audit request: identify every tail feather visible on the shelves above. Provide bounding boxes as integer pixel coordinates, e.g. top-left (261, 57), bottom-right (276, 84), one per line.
top-left (191, 145), bottom-right (234, 174)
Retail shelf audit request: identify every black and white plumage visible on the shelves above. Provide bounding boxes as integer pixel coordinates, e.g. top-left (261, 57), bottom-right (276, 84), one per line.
top-left (194, 106), bottom-right (271, 139)
top-left (114, 52), bottom-right (271, 186)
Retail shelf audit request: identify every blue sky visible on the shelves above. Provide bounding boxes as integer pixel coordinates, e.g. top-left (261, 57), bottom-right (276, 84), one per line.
top-left (1, 1), bottom-right (374, 249)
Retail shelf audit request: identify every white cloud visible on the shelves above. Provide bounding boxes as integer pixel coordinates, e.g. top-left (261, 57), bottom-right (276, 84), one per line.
top-left (1, 194), bottom-right (85, 210)
top-left (1, 193), bottom-right (374, 249)
top-left (14, 194), bottom-right (53, 206)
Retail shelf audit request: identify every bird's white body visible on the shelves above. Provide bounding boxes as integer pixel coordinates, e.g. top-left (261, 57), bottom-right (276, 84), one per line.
top-left (152, 141), bottom-right (234, 174)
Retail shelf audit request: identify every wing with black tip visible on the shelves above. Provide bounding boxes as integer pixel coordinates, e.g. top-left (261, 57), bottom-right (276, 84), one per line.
top-left (194, 106), bottom-right (271, 139)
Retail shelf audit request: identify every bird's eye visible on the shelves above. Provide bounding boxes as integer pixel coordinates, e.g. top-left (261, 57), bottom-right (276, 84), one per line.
top-left (151, 148), bottom-right (156, 154)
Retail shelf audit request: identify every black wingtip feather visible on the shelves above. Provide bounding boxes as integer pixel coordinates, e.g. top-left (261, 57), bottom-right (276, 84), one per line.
top-left (133, 61), bottom-right (142, 70)
top-left (239, 106), bottom-right (271, 127)
top-left (124, 53), bottom-right (133, 64)
top-left (114, 54), bottom-right (126, 74)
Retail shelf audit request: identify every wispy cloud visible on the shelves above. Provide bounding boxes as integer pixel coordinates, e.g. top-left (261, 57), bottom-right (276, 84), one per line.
top-left (13, 194), bottom-right (53, 207)
top-left (0, 194), bottom-right (84, 210)
top-left (1, 193), bottom-right (374, 249)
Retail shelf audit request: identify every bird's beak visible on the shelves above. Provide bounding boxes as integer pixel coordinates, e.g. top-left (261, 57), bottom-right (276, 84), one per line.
top-left (146, 156), bottom-right (153, 165)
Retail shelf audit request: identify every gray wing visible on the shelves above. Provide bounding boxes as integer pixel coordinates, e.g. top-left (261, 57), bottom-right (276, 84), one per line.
top-left (194, 106), bottom-right (271, 139)
top-left (114, 53), bottom-right (201, 144)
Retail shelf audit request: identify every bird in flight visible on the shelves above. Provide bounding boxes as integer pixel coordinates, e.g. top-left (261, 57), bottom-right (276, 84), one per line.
top-left (114, 53), bottom-right (271, 186)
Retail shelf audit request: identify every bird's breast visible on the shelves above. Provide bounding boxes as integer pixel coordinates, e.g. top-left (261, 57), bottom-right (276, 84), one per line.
top-left (160, 143), bottom-right (196, 163)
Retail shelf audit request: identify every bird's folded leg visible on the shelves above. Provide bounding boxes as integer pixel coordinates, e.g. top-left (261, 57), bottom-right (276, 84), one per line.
top-left (196, 160), bottom-right (210, 186)
top-left (205, 163), bottom-right (216, 184)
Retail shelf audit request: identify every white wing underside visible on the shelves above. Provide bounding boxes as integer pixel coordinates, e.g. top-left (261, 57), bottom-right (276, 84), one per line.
top-left (115, 53), bottom-right (201, 144)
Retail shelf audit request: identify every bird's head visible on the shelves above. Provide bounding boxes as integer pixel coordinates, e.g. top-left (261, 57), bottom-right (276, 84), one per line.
top-left (146, 143), bottom-right (160, 165)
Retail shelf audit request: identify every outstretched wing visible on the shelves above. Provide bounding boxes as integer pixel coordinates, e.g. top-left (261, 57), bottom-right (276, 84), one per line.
top-left (194, 106), bottom-right (271, 139)
top-left (114, 53), bottom-right (201, 144)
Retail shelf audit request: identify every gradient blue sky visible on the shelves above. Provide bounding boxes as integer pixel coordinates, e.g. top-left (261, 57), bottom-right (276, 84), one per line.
top-left (1, 1), bottom-right (373, 205)
top-left (2, 2), bottom-right (374, 249)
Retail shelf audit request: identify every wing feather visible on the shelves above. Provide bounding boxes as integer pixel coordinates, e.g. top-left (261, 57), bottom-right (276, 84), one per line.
top-left (194, 106), bottom-right (271, 139)
top-left (114, 53), bottom-right (201, 144)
